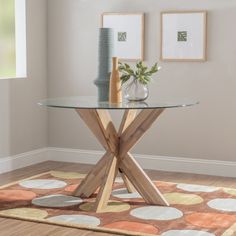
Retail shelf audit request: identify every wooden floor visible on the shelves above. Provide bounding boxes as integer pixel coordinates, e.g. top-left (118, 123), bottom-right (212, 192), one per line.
top-left (1, 161), bottom-right (236, 236)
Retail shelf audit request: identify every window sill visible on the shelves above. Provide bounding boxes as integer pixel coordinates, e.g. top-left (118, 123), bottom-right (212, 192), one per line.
top-left (0, 76), bottom-right (27, 80)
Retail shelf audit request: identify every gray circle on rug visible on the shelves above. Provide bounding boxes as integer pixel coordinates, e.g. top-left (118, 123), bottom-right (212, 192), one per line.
top-left (130, 206), bottom-right (183, 220)
top-left (47, 214), bottom-right (100, 226)
top-left (19, 179), bottom-right (67, 189)
top-left (162, 230), bottom-right (215, 236)
top-left (207, 198), bottom-right (236, 212)
top-left (112, 188), bottom-right (141, 199)
top-left (176, 183), bottom-right (219, 193)
top-left (32, 194), bottom-right (83, 207)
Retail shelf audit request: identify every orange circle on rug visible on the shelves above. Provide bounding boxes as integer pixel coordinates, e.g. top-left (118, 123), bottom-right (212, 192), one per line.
top-left (65, 184), bottom-right (98, 194)
top-left (154, 181), bottom-right (175, 188)
top-left (104, 221), bottom-right (159, 234)
top-left (65, 184), bottom-right (79, 192)
top-left (185, 212), bottom-right (236, 229)
top-left (0, 190), bottom-right (36, 202)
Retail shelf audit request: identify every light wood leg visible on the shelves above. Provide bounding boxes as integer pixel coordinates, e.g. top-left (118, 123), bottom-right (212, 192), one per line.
top-left (118, 110), bottom-right (137, 193)
top-left (74, 109), bottom-right (118, 199)
top-left (119, 109), bottom-right (164, 157)
top-left (119, 169), bottom-right (137, 193)
top-left (73, 151), bottom-right (112, 197)
top-left (76, 109), bottom-right (118, 154)
top-left (94, 155), bottom-right (118, 212)
top-left (118, 110), bottom-right (137, 135)
top-left (74, 108), bottom-right (169, 212)
top-left (120, 152), bottom-right (169, 206)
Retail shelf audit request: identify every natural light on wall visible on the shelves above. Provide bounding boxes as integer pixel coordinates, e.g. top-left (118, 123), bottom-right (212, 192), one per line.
top-left (0, 0), bottom-right (27, 79)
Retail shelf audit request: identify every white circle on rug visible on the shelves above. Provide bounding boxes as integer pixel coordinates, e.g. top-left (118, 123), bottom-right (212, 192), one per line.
top-left (162, 230), bottom-right (215, 236)
top-left (115, 177), bottom-right (124, 183)
top-left (19, 179), bottom-right (67, 189)
top-left (177, 183), bottom-right (219, 193)
top-left (130, 206), bottom-right (183, 220)
top-left (32, 194), bottom-right (83, 207)
top-left (112, 188), bottom-right (141, 199)
top-left (47, 214), bottom-right (100, 226)
top-left (207, 198), bottom-right (236, 212)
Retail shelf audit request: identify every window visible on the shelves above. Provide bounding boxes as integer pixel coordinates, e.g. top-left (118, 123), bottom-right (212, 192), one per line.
top-left (0, 0), bottom-right (26, 79)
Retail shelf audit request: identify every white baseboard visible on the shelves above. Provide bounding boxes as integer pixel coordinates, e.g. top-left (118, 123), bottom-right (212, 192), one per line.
top-left (48, 147), bottom-right (236, 178)
top-left (0, 148), bottom-right (48, 174)
top-left (1, 147), bottom-right (236, 178)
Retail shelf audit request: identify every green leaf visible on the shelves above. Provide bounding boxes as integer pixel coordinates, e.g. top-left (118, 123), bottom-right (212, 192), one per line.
top-left (118, 61), bottom-right (160, 86)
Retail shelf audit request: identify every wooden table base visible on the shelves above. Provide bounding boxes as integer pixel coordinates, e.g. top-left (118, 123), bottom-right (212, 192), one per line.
top-left (73, 108), bottom-right (169, 212)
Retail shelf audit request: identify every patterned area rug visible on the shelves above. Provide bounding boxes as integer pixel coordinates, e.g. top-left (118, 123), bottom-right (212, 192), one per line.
top-left (1, 171), bottom-right (236, 236)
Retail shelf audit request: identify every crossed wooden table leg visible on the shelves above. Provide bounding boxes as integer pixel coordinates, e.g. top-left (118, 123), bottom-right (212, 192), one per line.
top-left (73, 108), bottom-right (169, 213)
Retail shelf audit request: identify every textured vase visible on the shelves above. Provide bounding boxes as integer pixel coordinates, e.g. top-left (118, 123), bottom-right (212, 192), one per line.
top-left (94, 28), bottom-right (114, 102)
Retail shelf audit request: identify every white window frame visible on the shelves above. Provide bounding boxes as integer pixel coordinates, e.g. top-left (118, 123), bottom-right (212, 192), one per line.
top-left (0, 0), bottom-right (27, 80)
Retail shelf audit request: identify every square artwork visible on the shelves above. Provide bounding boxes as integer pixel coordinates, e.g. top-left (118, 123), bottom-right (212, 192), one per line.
top-left (161, 11), bottom-right (207, 61)
top-left (102, 13), bottom-right (144, 60)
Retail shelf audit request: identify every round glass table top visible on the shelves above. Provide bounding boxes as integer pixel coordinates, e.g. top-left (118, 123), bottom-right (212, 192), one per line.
top-left (38, 96), bottom-right (199, 110)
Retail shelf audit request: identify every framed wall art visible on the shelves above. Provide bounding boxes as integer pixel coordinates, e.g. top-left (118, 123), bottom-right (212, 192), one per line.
top-left (102, 13), bottom-right (144, 61)
top-left (161, 11), bottom-right (207, 62)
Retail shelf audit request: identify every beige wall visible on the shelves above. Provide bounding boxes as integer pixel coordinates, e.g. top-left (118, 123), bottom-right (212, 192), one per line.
top-left (47, 0), bottom-right (236, 161)
top-left (0, 0), bottom-right (48, 157)
top-left (1, 0), bottom-right (235, 164)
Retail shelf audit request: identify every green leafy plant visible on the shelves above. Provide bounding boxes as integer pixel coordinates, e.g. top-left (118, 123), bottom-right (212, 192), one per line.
top-left (118, 61), bottom-right (161, 85)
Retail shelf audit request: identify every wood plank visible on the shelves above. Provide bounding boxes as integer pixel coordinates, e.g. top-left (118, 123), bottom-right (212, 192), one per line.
top-left (94, 156), bottom-right (118, 212)
top-left (74, 109), bottom-right (119, 199)
top-left (118, 110), bottom-right (137, 135)
top-left (118, 110), bottom-right (137, 193)
top-left (76, 109), bottom-right (119, 154)
top-left (76, 109), bottom-right (110, 150)
top-left (74, 151), bottom-right (112, 197)
top-left (120, 170), bottom-right (136, 193)
top-left (119, 109), bottom-right (164, 157)
top-left (96, 110), bottom-right (119, 154)
top-left (120, 152), bottom-right (169, 206)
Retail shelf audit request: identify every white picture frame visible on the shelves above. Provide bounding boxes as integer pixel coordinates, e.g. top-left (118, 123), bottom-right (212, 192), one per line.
top-left (161, 11), bottom-right (207, 62)
top-left (102, 13), bottom-right (144, 61)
